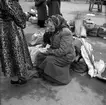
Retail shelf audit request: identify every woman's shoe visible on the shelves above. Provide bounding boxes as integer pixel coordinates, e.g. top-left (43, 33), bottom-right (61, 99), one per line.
top-left (10, 77), bottom-right (27, 85)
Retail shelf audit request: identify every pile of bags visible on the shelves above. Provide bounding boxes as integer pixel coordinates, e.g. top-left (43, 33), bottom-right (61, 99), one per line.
top-left (28, 8), bottom-right (38, 24)
top-left (68, 13), bottom-right (106, 39)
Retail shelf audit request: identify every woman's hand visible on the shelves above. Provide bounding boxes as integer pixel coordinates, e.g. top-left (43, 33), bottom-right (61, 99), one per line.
top-left (46, 48), bottom-right (53, 54)
top-left (39, 48), bottom-right (48, 53)
top-left (39, 48), bottom-right (52, 55)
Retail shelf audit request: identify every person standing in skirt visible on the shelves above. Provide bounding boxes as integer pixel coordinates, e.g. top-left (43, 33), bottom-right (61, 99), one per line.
top-left (46, 0), bottom-right (62, 17)
top-left (34, 0), bottom-right (47, 27)
top-left (0, 0), bottom-right (37, 85)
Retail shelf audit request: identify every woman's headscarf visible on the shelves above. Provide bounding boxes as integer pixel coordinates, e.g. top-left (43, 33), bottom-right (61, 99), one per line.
top-left (46, 14), bottom-right (69, 33)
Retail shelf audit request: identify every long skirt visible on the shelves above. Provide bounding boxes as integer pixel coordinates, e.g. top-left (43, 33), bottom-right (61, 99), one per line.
top-left (0, 20), bottom-right (33, 77)
top-left (48, 1), bottom-right (61, 17)
top-left (36, 52), bottom-right (72, 85)
top-left (37, 2), bottom-right (47, 27)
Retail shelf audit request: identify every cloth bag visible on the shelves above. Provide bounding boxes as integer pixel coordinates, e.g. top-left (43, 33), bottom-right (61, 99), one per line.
top-left (80, 38), bottom-right (106, 77)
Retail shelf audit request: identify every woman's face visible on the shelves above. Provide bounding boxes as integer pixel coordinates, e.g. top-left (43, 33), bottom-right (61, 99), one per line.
top-left (45, 20), bottom-right (55, 32)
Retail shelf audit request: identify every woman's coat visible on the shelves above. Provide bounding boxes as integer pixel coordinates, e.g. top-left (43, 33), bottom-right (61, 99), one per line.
top-left (47, 0), bottom-right (61, 17)
top-left (36, 28), bottom-right (76, 84)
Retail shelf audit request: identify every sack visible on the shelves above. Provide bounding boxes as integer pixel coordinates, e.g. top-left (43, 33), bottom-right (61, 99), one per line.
top-left (75, 19), bottom-right (83, 37)
top-left (28, 45), bottom-right (42, 64)
top-left (97, 24), bottom-right (106, 38)
top-left (87, 26), bottom-right (98, 37)
top-left (29, 32), bottom-right (43, 46)
top-left (29, 16), bottom-right (38, 24)
top-left (80, 25), bottom-right (87, 37)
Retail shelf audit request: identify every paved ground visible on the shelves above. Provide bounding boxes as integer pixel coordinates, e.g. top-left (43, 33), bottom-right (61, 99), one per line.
top-left (0, 1), bottom-right (106, 105)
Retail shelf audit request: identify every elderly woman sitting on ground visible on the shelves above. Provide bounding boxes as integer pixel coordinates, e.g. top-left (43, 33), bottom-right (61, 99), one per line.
top-left (34, 15), bottom-right (76, 85)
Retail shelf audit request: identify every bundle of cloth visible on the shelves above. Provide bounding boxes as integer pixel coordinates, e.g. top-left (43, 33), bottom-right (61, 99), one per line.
top-left (28, 31), bottom-right (51, 66)
top-left (68, 13), bottom-right (87, 38)
top-left (68, 14), bottom-right (106, 39)
top-left (83, 19), bottom-right (106, 39)
top-left (73, 37), bottom-right (106, 80)
top-left (25, 8), bottom-right (38, 23)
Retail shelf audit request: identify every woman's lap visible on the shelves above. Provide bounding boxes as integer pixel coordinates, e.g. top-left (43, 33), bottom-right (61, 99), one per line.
top-left (37, 54), bottom-right (71, 84)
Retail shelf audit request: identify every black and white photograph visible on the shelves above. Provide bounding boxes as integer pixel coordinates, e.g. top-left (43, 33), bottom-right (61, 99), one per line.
top-left (0, 0), bottom-right (106, 105)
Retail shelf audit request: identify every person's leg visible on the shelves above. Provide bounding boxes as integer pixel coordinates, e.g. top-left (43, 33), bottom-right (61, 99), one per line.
top-left (37, 20), bottom-right (45, 27)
